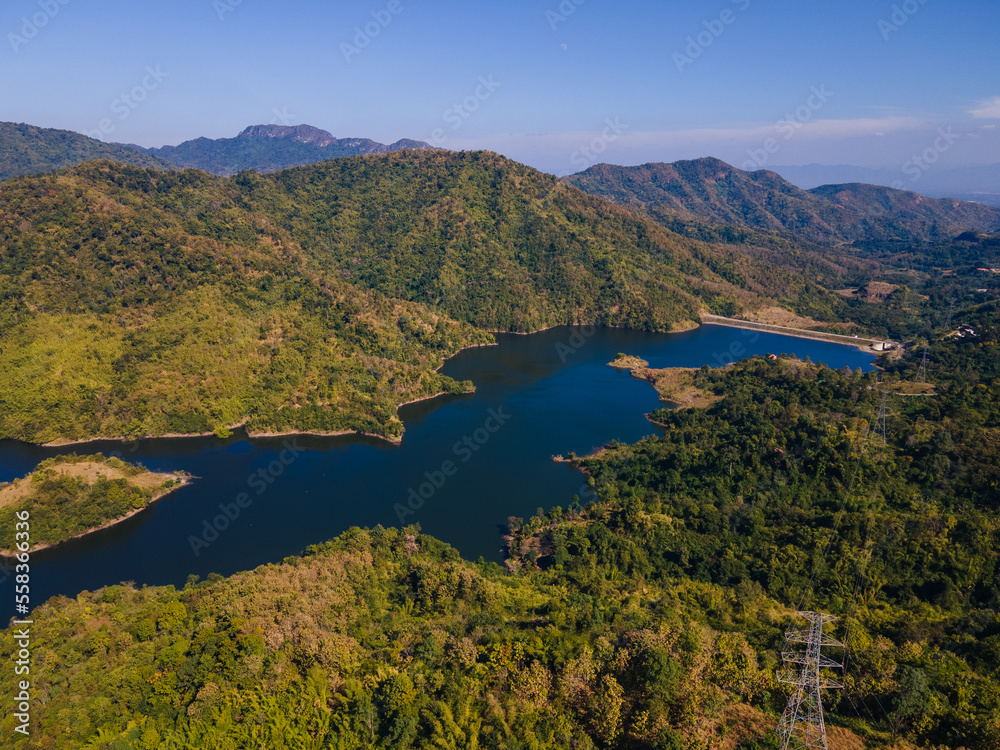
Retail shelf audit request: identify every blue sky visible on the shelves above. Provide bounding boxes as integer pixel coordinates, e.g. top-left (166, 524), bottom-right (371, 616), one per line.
top-left (2, 0), bottom-right (998, 176)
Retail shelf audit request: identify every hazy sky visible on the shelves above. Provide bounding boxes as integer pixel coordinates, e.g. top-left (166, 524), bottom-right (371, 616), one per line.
top-left (2, 0), bottom-right (998, 176)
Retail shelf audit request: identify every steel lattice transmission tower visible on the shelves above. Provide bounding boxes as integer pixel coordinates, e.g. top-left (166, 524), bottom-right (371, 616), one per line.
top-left (917, 347), bottom-right (929, 383)
top-left (776, 611), bottom-right (844, 750)
top-left (872, 391), bottom-right (890, 446)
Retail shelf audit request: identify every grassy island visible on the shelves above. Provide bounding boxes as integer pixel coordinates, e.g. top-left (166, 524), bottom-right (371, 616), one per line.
top-left (0, 453), bottom-right (189, 553)
top-left (608, 353), bottom-right (650, 369)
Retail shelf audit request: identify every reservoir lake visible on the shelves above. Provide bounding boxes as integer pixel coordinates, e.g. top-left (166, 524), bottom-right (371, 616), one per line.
top-left (0, 325), bottom-right (876, 606)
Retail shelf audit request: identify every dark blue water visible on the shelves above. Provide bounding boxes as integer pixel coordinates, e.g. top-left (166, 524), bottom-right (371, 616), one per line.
top-left (0, 325), bottom-right (874, 606)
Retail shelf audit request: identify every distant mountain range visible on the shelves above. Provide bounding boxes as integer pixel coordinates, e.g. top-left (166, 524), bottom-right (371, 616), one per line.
top-left (0, 122), bottom-right (172, 181)
top-left (0, 122), bottom-right (435, 180)
top-left (564, 157), bottom-right (1000, 244)
top-left (767, 163), bottom-right (1000, 206)
top-left (139, 124), bottom-right (438, 176)
top-left (3, 120), bottom-right (998, 246)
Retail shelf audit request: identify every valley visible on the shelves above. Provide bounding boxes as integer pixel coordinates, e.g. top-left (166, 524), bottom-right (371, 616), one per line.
top-left (0, 122), bottom-right (998, 749)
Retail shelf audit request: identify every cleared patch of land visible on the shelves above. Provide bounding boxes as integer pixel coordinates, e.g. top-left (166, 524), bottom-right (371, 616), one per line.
top-left (740, 305), bottom-right (835, 329)
top-left (0, 460), bottom-right (183, 511)
top-left (835, 281), bottom-right (899, 302)
top-left (637, 366), bottom-right (723, 409)
top-left (885, 380), bottom-right (936, 396)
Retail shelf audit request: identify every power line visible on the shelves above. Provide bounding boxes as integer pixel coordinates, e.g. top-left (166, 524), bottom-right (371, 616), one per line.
top-left (777, 611), bottom-right (844, 750)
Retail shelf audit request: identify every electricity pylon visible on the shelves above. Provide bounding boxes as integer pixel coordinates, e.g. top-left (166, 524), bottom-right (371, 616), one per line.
top-left (872, 391), bottom-right (889, 446)
top-left (776, 611), bottom-right (844, 750)
top-left (917, 347), bottom-right (928, 383)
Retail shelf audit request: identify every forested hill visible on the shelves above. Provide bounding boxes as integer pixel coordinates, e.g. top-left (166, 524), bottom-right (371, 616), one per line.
top-left (142, 124), bottom-right (439, 176)
top-left (0, 160), bottom-right (490, 444)
top-left (228, 149), bottom-right (818, 331)
top-left (0, 121), bottom-right (437, 182)
top-left (564, 158), bottom-right (1000, 243)
top-left (0, 122), bottom-right (172, 181)
top-left (0, 153), bottom-right (818, 443)
top-left (4, 324), bottom-right (999, 749)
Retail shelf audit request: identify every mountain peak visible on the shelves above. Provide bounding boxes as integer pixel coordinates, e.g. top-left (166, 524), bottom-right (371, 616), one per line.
top-left (237, 124), bottom-right (338, 147)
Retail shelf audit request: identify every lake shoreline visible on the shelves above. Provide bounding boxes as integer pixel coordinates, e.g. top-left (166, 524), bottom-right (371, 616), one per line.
top-left (0, 474), bottom-right (191, 558)
top-left (28, 319), bottom-right (873, 449)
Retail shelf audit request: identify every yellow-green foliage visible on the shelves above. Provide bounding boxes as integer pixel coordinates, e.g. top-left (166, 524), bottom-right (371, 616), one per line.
top-left (3, 333), bottom-right (1000, 748)
top-left (0, 453), bottom-right (170, 549)
top-left (0, 527), bottom-right (796, 750)
top-left (0, 164), bottom-right (490, 443)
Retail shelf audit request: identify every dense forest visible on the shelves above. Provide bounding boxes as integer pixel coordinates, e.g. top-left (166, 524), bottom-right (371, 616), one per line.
top-left (227, 150), bottom-right (817, 331)
top-left (2, 147), bottom-right (999, 748)
top-left (0, 154), bottom-right (841, 444)
top-left (563, 159), bottom-right (1000, 244)
top-left (0, 161), bottom-right (490, 443)
top-left (3, 309), bottom-right (997, 749)
top-left (0, 122), bottom-right (172, 182)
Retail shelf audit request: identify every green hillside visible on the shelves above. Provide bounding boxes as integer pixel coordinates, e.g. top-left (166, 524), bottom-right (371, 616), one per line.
top-left (0, 122), bottom-right (171, 181)
top-left (231, 149), bottom-right (818, 331)
top-left (0, 154), bottom-right (837, 443)
top-left (564, 158), bottom-right (1000, 244)
top-left (0, 453), bottom-right (187, 552)
top-left (0, 161), bottom-right (489, 444)
top-left (3, 325), bottom-right (998, 749)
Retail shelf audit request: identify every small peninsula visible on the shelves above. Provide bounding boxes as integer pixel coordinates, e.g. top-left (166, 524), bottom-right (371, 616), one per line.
top-left (609, 354), bottom-right (723, 410)
top-left (0, 454), bottom-right (190, 554)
